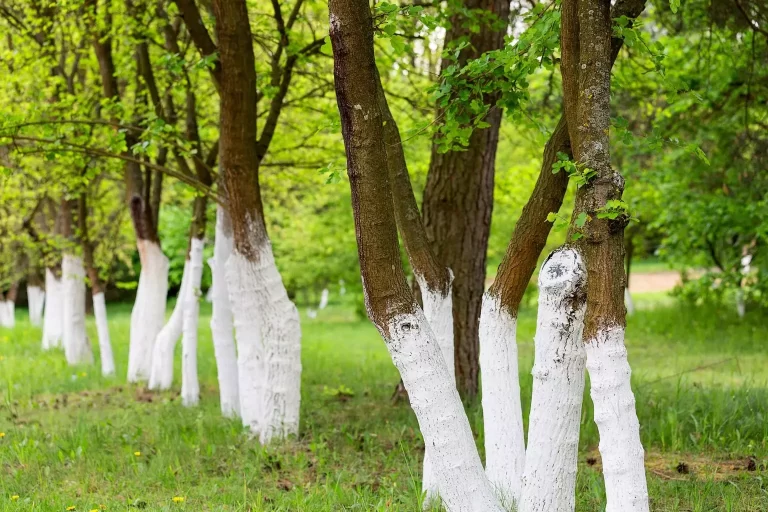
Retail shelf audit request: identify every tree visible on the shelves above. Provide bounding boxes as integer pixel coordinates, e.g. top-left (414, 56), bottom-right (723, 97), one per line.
top-left (330, 0), bottom-right (650, 510)
top-left (421, 0), bottom-right (511, 399)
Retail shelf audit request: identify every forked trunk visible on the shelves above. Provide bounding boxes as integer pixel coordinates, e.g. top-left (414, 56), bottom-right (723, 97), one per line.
top-left (42, 268), bottom-right (64, 350)
top-left (329, 5), bottom-right (503, 510)
top-left (128, 239), bottom-right (169, 382)
top-left (209, 204), bottom-right (240, 418)
top-left (62, 254), bottom-right (93, 365)
top-left (148, 259), bottom-right (191, 390)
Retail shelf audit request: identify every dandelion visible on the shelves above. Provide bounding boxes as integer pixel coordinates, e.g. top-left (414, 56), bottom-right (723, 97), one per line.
top-left (134, 451), bottom-right (141, 457)
top-left (67, 507), bottom-right (76, 511)
top-left (172, 496), bottom-right (185, 503)
top-left (11, 495), bottom-right (19, 500)
top-left (89, 509), bottom-right (99, 512)
top-left (0, 432), bottom-right (5, 438)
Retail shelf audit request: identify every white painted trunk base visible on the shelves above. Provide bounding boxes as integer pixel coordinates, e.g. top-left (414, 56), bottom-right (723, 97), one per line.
top-left (42, 269), bottom-right (63, 350)
top-left (93, 292), bottom-right (115, 377)
top-left (479, 293), bottom-right (526, 507)
top-left (128, 240), bottom-right (169, 382)
top-left (209, 205), bottom-right (240, 418)
top-left (27, 285), bottom-right (45, 326)
top-left (181, 238), bottom-right (205, 407)
top-left (519, 249), bottom-right (587, 512)
top-left (585, 326), bottom-right (649, 512)
top-left (148, 260), bottom-right (191, 391)
top-left (382, 310), bottom-right (504, 512)
top-left (625, 288), bottom-right (635, 316)
top-left (415, 274), bottom-right (455, 508)
top-left (227, 240), bottom-right (301, 444)
top-left (0, 300), bottom-right (14, 328)
top-left (62, 255), bottom-right (93, 365)
top-left (318, 288), bottom-right (329, 309)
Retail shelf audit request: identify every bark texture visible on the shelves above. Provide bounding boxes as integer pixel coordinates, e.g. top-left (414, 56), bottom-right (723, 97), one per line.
top-left (329, 3), bottom-right (503, 510)
top-left (421, 0), bottom-right (511, 399)
top-left (560, 1), bottom-right (649, 510)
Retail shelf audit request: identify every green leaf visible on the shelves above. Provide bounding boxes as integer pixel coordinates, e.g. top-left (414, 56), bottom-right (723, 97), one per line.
top-left (670, 0), bottom-right (680, 13)
top-left (575, 212), bottom-right (588, 228)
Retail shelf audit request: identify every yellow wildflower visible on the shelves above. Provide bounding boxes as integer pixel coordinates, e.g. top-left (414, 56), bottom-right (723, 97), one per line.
top-left (11, 495), bottom-right (19, 500)
top-left (90, 509), bottom-right (99, 512)
top-left (67, 507), bottom-right (76, 511)
top-left (134, 451), bottom-right (141, 457)
top-left (172, 496), bottom-right (185, 503)
top-left (0, 432), bottom-right (5, 438)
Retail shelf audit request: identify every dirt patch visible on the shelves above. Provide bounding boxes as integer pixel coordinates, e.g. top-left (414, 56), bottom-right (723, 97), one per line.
top-left (583, 449), bottom-right (764, 481)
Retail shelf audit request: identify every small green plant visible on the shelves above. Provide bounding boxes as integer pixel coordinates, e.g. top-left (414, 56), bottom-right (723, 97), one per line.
top-left (551, 152), bottom-right (597, 189)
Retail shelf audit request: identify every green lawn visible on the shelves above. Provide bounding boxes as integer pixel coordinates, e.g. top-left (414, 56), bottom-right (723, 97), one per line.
top-left (1, 296), bottom-right (767, 511)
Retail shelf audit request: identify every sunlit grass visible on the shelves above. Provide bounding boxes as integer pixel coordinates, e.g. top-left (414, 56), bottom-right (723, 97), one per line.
top-left (1, 294), bottom-right (767, 510)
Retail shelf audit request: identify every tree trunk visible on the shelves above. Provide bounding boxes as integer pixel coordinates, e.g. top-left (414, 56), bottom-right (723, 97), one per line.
top-left (79, 193), bottom-right (115, 376)
top-left (518, 249), bottom-right (587, 512)
top-left (42, 267), bottom-right (63, 350)
top-left (0, 282), bottom-right (17, 328)
top-left (27, 281), bottom-right (45, 327)
top-left (181, 237), bottom-right (204, 406)
top-left (88, 1), bottom-right (168, 382)
top-left (480, 1), bottom-right (647, 501)
top-left (561, 1), bottom-right (649, 510)
top-left (209, 204), bottom-right (240, 418)
top-left (213, 0), bottom-right (301, 443)
top-left (328, 4), bottom-right (503, 510)
top-left (374, 68), bottom-right (454, 503)
top-left (60, 199), bottom-right (93, 366)
top-left (421, 0), bottom-right (510, 400)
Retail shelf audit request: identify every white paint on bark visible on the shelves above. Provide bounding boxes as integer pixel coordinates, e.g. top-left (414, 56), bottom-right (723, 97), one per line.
top-left (414, 273), bottom-right (456, 508)
top-left (209, 205), bottom-right (240, 418)
top-left (27, 285), bottom-right (45, 326)
top-left (625, 287), bottom-right (635, 315)
top-left (319, 288), bottom-right (329, 309)
top-left (42, 269), bottom-right (63, 350)
top-left (227, 232), bottom-right (301, 444)
top-left (479, 292), bottom-right (526, 507)
top-left (181, 237), bottom-right (205, 407)
top-left (585, 326), bottom-right (649, 512)
top-left (128, 240), bottom-right (169, 382)
top-left (0, 300), bottom-right (13, 328)
top-left (519, 249), bottom-right (587, 512)
top-left (380, 309), bottom-right (505, 512)
top-left (62, 254), bottom-right (93, 365)
top-left (148, 260), bottom-right (190, 390)
top-left (92, 292), bottom-right (115, 377)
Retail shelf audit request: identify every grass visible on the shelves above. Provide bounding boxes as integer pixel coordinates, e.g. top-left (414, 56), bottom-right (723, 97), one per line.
top-left (1, 296), bottom-right (768, 511)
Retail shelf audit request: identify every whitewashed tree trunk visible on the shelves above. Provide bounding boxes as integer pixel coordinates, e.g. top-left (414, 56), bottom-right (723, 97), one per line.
top-left (0, 300), bottom-right (13, 328)
top-left (318, 288), bottom-right (329, 309)
top-left (585, 326), bottom-right (649, 512)
top-left (209, 205), bottom-right (240, 418)
top-left (737, 253), bottom-right (752, 318)
top-left (92, 292), bottom-right (115, 376)
top-left (181, 238), bottom-right (205, 407)
top-left (382, 309), bottom-right (505, 512)
top-left (62, 254), bottom-right (93, 365)
top-left (478, 293), bottom-right (526, 507)
top-left (519, 249), bottom-right (587, 512)
top-left (128, 240), bottom-right (169, 382)
top-left (148, 260), bottom-right (191, 390)
top-left (227, 237), bottom-right (301, 444)
top-left (27, 285), bottom-right (45, 326)
top-left (415, 273), bottom-right (456, 508)
top-left (42, 269), bottom-right (63, 349)
top-left (624, 287), bottom-right (635, 316)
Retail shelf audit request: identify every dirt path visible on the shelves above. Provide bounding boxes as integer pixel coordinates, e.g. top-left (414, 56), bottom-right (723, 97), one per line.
top-left (628, 271), bottom-right (683, 294)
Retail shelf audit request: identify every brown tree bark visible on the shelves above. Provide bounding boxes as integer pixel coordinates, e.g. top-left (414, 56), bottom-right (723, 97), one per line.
top-left (211, 0), bottom-right (267, 255)
top-left (562, 0), bottom-right (627, 338)
top-left (488, 0), bottom-right (647, 319)
top-left (421, 0), bottom-right (511, 398)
